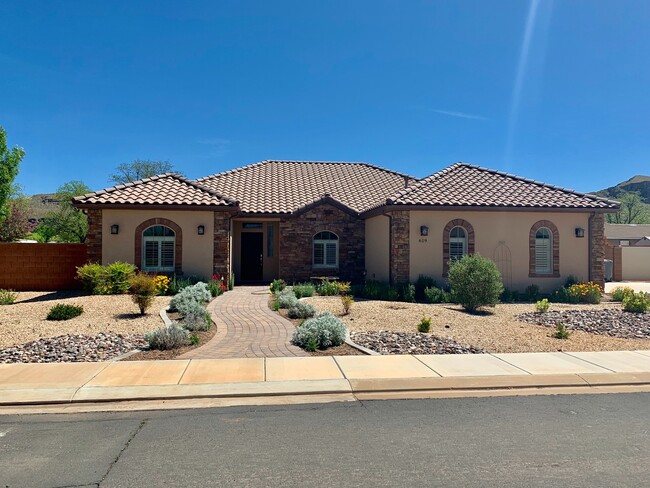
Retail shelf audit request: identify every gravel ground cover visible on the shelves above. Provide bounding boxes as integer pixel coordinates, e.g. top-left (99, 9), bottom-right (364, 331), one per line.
top-left (0, 333), bottom-right (147, 363)
top-left (0, 291), bottom-right (170, 349)
top-left (304, 296), bottom-right (650, 353)
top-left (352, 331), bottom-right (483, 355)
top-left (517, 309), bottom-right (650, 339)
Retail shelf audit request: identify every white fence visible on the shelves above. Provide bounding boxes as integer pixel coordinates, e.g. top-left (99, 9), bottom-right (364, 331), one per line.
top-left (622, 247), bottom-right (650, 281)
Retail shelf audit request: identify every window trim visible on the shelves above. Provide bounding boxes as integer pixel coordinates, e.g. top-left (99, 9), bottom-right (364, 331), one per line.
top-left (529, 220), bottom-right (560, 278)
top-left (313, 231), bottom-right (339, 268)
top-left (134, 218), bottom-right (183, 274)
top-left (443, 219), bottom-right (475, 276)
top-left (142, 225), bottom-right (176, 272)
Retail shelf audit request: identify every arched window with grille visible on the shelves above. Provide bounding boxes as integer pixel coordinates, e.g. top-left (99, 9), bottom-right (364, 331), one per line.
top-left (534, 227), bottom-right (552, 274)
top-left (142, 225), bottom-right (176, 272)
top-left (529, 220), bottom-right (559, 277)
top-left (449, 226), bottom-right (467, 261)
top-left (313, 231), bottom-right (338, 268)
top-left (443, 219), bottom-right (475, 276)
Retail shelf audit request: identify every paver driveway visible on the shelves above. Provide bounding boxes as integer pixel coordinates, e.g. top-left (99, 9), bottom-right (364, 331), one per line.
top-left (180, 286), bottom-right (308, 359)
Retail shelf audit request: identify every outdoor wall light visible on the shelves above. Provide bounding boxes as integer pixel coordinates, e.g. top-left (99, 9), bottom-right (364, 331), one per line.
top-left (197, 225), bottom-right (205, 235)
top-left (575, 227), bottom-right (585, 238)
top-left (110, 224), bottom-right (119, 235)
top-left (420, 225), bottom-right (429, 237)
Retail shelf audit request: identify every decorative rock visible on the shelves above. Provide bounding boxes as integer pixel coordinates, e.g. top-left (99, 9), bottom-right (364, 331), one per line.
top-left (517, 309), bottom-right (650, 339)
top-left (351, 331), bottom-right (482, 355)
top-left (0, 333), bottom-right (147, 363)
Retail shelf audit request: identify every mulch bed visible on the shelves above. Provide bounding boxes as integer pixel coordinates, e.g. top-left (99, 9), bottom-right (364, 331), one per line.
top-left (122, 326), bottom-right (218, 361)
top-left (517, 309), bottom-right (650, 340)
top-left (351, 331), bottom-right (483, 355)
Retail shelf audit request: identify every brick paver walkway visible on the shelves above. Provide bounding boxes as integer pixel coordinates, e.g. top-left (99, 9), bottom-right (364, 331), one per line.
top-left (180, 286), bottom-right (308, 359)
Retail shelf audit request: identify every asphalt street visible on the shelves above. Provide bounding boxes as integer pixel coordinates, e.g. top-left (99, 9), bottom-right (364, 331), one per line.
top-left (1, 393), bottom-right (650, 487)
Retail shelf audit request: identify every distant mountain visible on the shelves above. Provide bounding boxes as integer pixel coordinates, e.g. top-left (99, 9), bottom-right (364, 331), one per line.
top-left (597, 175), bottom-right (650, 204)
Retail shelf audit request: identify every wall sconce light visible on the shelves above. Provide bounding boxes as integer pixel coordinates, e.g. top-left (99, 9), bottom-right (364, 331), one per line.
top-left (197, 225), bottom-right (205, 235)
top-left (110, 224), bottom-right (119, 235)
top-left (420, 225), bottom-right (429, 237)
top-left (575, 227), bottom-right (585, 238)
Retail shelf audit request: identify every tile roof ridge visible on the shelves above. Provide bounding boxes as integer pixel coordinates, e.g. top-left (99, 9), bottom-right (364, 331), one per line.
top-left (385, 162), bottom-right (462, 203)
top-left (72, 173), bottom-right (176, 202)
top-left (169, 173), bottom-right (239, 205)
top-left (194, 159), bottom-right (419, 183)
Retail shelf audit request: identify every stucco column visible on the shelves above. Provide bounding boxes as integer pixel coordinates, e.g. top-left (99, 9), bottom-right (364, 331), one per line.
top-left (389, 210), bottom-right (410, 283)
top-left (86, 209), bottom-right (102, 264)
top-left (213, 211), bottom-right (231, 285)
top-left (589, 212), bottom-right (605, 288)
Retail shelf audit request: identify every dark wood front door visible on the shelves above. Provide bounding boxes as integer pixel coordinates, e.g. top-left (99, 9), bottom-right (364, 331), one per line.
top-left (241, 232), bottom-right (264, 282)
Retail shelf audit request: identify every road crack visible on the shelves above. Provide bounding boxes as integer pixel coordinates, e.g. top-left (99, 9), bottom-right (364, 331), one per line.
top-left (97, 419), bottom-right (147, 486)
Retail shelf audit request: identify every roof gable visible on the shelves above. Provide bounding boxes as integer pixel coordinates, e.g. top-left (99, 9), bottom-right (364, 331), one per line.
top-left (384, 163), bottom-right (620, 210)
top-left (72, 174), bottom-right (237, 208)
top-left (195, 160), bottom-right (417, 214)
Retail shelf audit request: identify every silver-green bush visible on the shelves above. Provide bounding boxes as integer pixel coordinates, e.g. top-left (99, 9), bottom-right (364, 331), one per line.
top-left (182, 310), bottom-right (212, 331)
top-left (145, 324), bottom-right (188, 350)
top-left (292, 312), bottom-right (347, 350)
top-left (170, 282), bottom-right (212, 315)
top-left (278, 288), bottom-right (299, 309)
top-left (287, 301), bottom-right (316, 319)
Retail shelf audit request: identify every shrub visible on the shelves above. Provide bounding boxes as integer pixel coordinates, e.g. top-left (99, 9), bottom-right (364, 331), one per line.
top-left (229, 272), bottom-right (234, 290)
top-left (47, 303), bottom-right (84, 321)
top-left (568, 282), bottom-right (602, 304)
top-left (287, 301), bottom-right (316, 319)
top-left (189, 333), bottom-right (200, 346)
top-left (271, 295), bottom-right (280, 311)
top-left (414, 275), bottom-right (436, 302)
top-left (278, 288), bottom-right (298, 309)
top-left (183, 310), bottom-right (213, 331)
top-left (564, 275), bottom-right (580, 287)
top-left (552, 322), bottom-right (571, 339)
top-left (448, 254), bottom-right (504, 312)
top-left (424, 286), bottom-right (449, 304)
top-left (386, 285), bottom-right (400, 301)
top-left (208, 275), bottom-right (225, 298)
top-left (623, 291), bottom-right (650, 313)
top-left (362, 279), bottom-right (385, 299)
top-left (500, 288), bottom-right (522, 303)
top-left (292, 312), bottom-right (346, 350)
top-left (0, 289), bottom-right (17, 305)
top-left (611, 286), bottom-right (634, 302)
top-left (335, 281), bottom-right (351, 296)
top-left (145, 324), bottom-right (188, 350)
top-left (153, 275), bottom-right (170, 295)
top-left (293, 283), bottom-right (315, 298)
top-left (417, 316), bottom-right (431, 333)
top-left (269, 279), bottom-right (286, 294)
top-left (534, 298), bottom-right (550, 313)
top-left (76, 262), bottom-right (137, 295)
top-left (399, 283), bottom-right (416, 303)
top-left (168, 275), bottom-right (195, 295)
top-left (317, 279), bottom-right (339, 296)
top-left (129, 274), bottom-right (157, 315)
top-left (524, 284), bottom-right (540, 302)
top-left (170, 282), bottom-right (212, 314)
top-left (341, 295), bottom-right (354, 315)
top-left (174, 299), bottom-right (206, 319)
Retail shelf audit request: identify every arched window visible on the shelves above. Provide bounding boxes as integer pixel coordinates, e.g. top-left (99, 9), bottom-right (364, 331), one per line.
top-left (142, 225), bottom-right (175, 272)
top-left (529, 220), bottom-right (559, 277)
top-left (313, 231), bottom-right (338, 268)
top-left (534, 227), bottom-right (552, 274)
top-left (443, 219), bottom-right (475, 276)
top-left (449, 226), bottom-right (467, 261)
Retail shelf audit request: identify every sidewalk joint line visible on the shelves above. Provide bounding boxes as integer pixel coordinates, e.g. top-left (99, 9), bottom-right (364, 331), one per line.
top-left (487, 353), bottom-right (533, 375)
top-left (560, 352), bottom-right (617, 373)
top-left (177, 359), bottom-right (193, 385)
top-left (412, 355), bottom-right (443, 377)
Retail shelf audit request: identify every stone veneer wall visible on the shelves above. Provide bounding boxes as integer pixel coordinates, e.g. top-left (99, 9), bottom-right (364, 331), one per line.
top-left (213, 211), bottom-right (231, 285)
top-left (589, 212), bottom-right (605, 287)
top-left (389, 210), bottom-right (410, 283)
top-left (278, 204), bottom-right (364, 282)
top-left (86, 209), bottom-right (102, 263)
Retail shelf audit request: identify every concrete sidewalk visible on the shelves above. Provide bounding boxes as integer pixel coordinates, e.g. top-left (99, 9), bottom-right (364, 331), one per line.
top-left (1, 351), bottom-right (650, 411)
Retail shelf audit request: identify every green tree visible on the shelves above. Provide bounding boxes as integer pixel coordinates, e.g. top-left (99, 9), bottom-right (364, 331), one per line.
top-left (110, 159), bottom-right (178, 184)
top-left (40, 180), bottom-right (91, 242)
top-left (0, 127), bottom-right (25, 224)
top-left (448, 254), bottom-right (504, 312)
top-left (607, 191), bottom-right (650, 224)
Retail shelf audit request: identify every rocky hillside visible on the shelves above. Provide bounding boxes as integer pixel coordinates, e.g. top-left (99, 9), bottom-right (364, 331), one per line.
top-left (598, 175), bottom-right (650, 203)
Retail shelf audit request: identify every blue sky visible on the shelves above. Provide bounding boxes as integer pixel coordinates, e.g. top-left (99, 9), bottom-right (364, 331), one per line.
top-left (1, 0), bottom-right (649, 195)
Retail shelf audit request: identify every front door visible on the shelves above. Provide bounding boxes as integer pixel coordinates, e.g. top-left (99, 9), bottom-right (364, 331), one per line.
top-left (241, 232), bottom-right (264, 282)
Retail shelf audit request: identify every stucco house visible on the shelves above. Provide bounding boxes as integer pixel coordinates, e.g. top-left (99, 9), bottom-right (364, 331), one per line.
top-left (72, 160), bottom-right (619, 291)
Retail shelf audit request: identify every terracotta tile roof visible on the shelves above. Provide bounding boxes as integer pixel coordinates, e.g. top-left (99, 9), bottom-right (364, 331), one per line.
top-left (385, 163), bottom-right (620, 210)
top-left (605, 223), bottom-right (650, 239)
top-left (196, 160), bottom-right (417, 214)
top-left (72, 174), bottom-right (236, 207)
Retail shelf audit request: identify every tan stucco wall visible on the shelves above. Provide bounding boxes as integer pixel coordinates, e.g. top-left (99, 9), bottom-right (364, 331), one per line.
top-left (621, 247), bottom-right (650, 280)
top-left (365, 215), bottom-right (390, 281)
top-left (232, 219), bottom-right (280, 282)
top-left (101, 209), bottom-right (215, 278)
top-left (408, 210), bottom-right (592, 292)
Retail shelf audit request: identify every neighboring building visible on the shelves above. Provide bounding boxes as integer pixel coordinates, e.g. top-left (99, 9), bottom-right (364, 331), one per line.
top-left (605, 223), bottom-right (650, 247)
top-left (73, 161), bottom-right (619, 291)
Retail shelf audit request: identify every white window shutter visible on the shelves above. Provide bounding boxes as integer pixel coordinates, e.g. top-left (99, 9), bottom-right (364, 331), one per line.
top-left (325, 243), bottom-right (337, 266)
